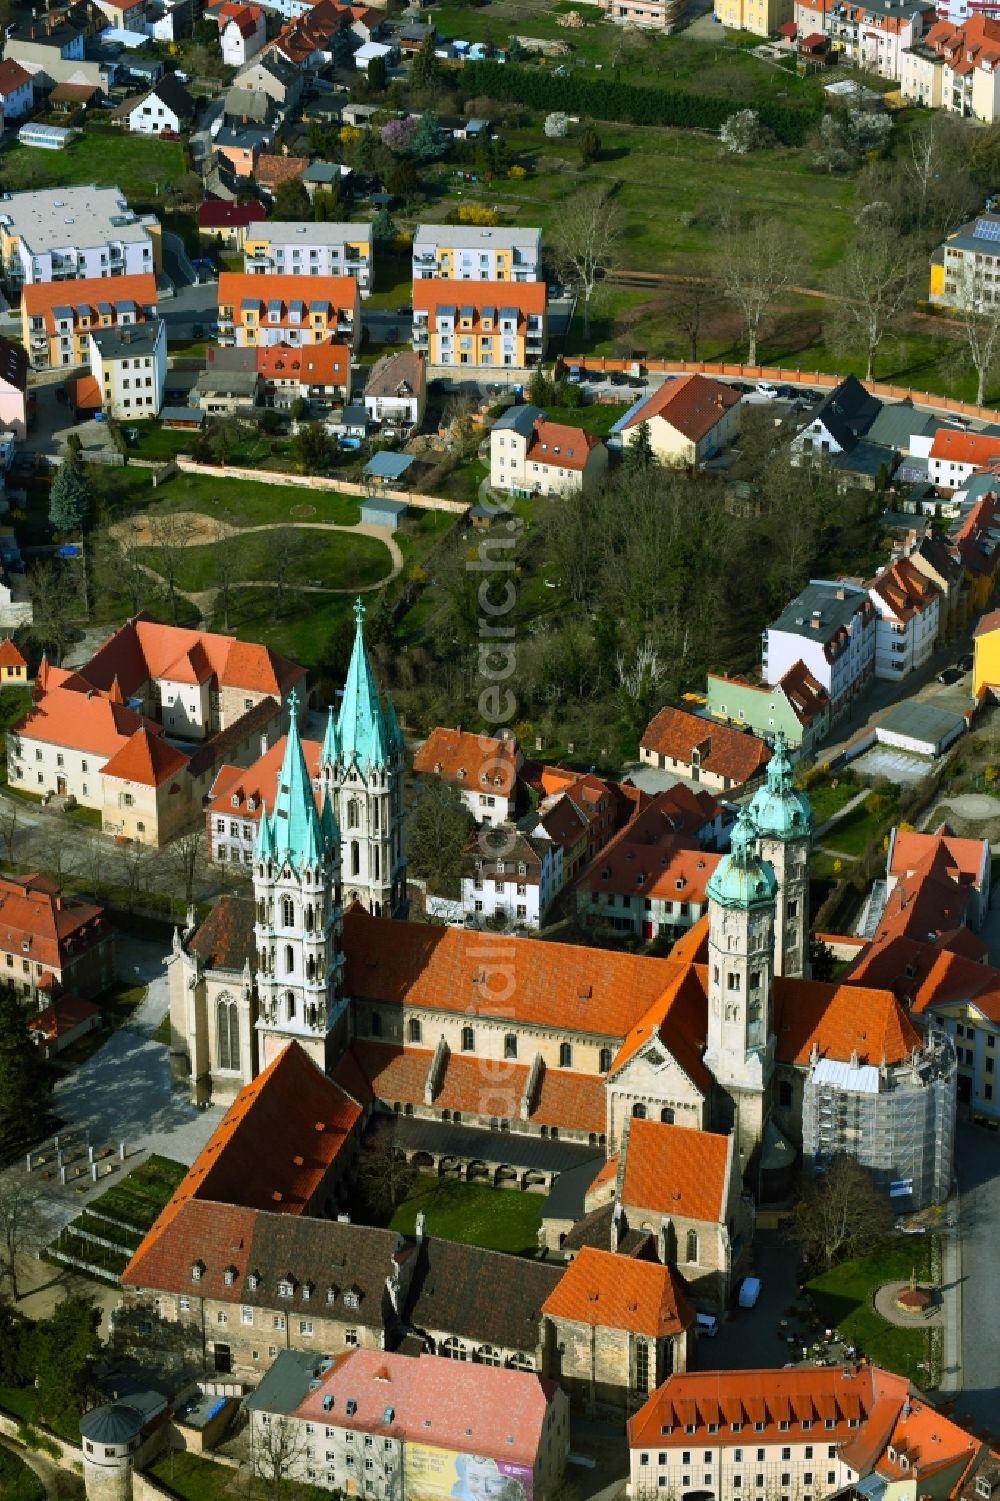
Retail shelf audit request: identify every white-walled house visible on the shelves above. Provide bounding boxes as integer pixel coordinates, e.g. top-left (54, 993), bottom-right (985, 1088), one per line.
top-left (462, 830), bottom-right (562, 930)
top-left (88, 320), bottom-right (166, 418)
top-left (0, 184), bottom-right (157, 288)
top-left (0, 60), bottom-right (33, 121)
top-left (112, 76), bottom-right (194, 135)
top-left (868, 556), bottom-right (940, 679)
top-left (363, 351), bottom-right (426, 432)
top-left (413, 726), bottom-right (522, 828)
top-left (763, 579), bottom-right (876, 720)
top-left (613, 374), bottom-right (741, 467)
top-left (217, 3), bottom-right (267, 65)
top-left (490, 403), bottom-right (608, 497)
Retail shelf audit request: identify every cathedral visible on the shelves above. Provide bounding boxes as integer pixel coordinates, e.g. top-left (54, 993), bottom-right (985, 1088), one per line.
top-left (169, 647), bottom-right (955, 1209)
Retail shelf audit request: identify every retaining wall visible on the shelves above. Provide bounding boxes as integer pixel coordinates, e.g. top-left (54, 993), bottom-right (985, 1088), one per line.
top-left (171, 458), bottom-right (469, 514)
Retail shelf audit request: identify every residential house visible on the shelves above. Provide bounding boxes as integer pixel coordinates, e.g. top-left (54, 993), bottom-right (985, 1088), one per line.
top-left (613, 374), bottom-right (742, 468)
top-left (705, 661), bottom-right (831, 756)
top-left (198, 197), bottom-right (267, 253)
top-left (254, 155), bottom-right (310, 201)
top-left (461, 830), bottom-right (562, 930)
top-left (902, 527), bottom-right (970, 639)
top-left (0, 59), bottom-right (34, 120)
top-left (111, 75), bottom-right (194, 134)
top-left (821, 0), bottom-right (935, 75)
top-left (28, 995), bottom-right (101, 1058)
top-left (362, 352), bottom-right (426, 434)
top-left (930, 210), bottom-right (1000, 309)
top-left (217, 273), bottom-right (361, 352)
top-left (575, 793), bottom-right (722, 943)
top-left (194, 366), bottom-right (261, 417)
top-left (598, 0), bottom-right (687, 29)
top-left (639, 704), bottom-right (771, 790)
top-left (541, 1248), bottom-right (694, 1415)
top-left (205, 734), bottom-right (322, 866)
top-left (411, 225), bottom-right (542, 282)
top-left (927, 430), bottom-right (1000, 489)
top-left (888, 824), bottom-right (991, 929)
top-left (412, 280), bottom-right (546, 368)
top-left (791, 373), bottom-right (881, 460)
top-left (272, 0), bottom-right (383, 70)
top-left (211, 1), bottom-right (267, 64)
top-left (244, 1348), bottom-right (570, 1500)
top-left (412, 726), bottom-right (522, 827)
top-left (714, 0), bottom-right (791, 37)
top-left (213, 124), bottom-right (270, 178)
top-left (0, 184), bottom-right (158, 287)
top-left (232, 53), bottom-right (303, 110)
top-left (0, 335), bottom-right (29, 440)
top-left (628, 1367), bottom-right (982, 1501)
top-left (256, 341), bottom-right (351, 408)
top-left (902, 14), bottom-right (1000, 120)
top-left (0, 639), bottom-right (27, 685)
top-left (21, 271), bottom-right (158, 369)
top-left (243, 220), bottom-right (373, 294)
top-left (95, 0), bottom-right (147, 27)
top-left (302, 161), bottom-right (350, 201)
top-left (762, 579), bottom-right (876, 720)
top-left (88, 319), bottom-right (166, 418)
top-left (3, 23), bottom-right (104, 95)
top-left (532, 765), bottom-right (653, 885)
top-left (949, 490), bottom-right (1000, 607)
top-left (490, 404), bottom-right (608, 498)
top-left (868, 555), bottom-right (941, 679)
top-left (0, 872), bottom-right (113, 1001)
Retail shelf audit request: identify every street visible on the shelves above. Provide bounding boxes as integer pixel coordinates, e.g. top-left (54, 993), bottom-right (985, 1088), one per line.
top-left (952, 1117), bottom-right (1000, 1434)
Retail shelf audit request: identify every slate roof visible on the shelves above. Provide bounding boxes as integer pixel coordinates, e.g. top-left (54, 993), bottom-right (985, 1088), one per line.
top-left (189, 895), bottom-right (257, 972)
top-left (402, 1237), bottom-right (560, 1352)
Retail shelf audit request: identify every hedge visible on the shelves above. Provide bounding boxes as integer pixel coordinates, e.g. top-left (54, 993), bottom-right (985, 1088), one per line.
top-left (460, 61), bottom-right (821, 145)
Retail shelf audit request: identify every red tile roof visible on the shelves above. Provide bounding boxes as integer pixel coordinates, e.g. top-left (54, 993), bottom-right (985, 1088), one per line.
top-left (219, 270), bottom-right (357, 317)
top-left (620, 1118), bottom-right (730, 1223)
top-left (528, 419), bottom-right (600, 472)
top-left (575, 795), bottom-right (721, 903)
top-left (869, 556), bottom-right (939, 623)
top-left (0, 873), bottom-right (105, 971)
top-left (23, 273), bottom-right (158, 335)
top-left (28, 994), bottom-right (100, 1042)
top-left (101, 725), bottom-right (190, 788)
top-left (641, 705), bottom-right (771, 785)
top-left (254, 155), bottom-right (310, 189)
top-left (930, 430), bottom-right (1000, 469)
top-left (413, 726), bottom-right (519, 799)
top-left (542, 1246), bottom-right (694, 1338)
top-left (774, 977), bottom-right (920, 1065)
top-left (621, 374), bottom-right (741, 442)
top-left (890, 824), bottom-right (988, 892)
top-left (342, 907), bottom-right (692, 1042)
top-left (206, 736), bottom-right (322, 820)
top-left (198, 197), bottom-right (267, 230)
top-left (412, 278), bottom-right (546, 328)
top-left (0, 639), bottom-right (26, 669)
top-left (256, 340), bottom-right (350, 385)
top-left (607, 963), bottom-right (710, 1092)
top-left (78, 612), bottom-right (303, 700)
top-left (13, 684), bottom-right (155, 758)
top-left (0, 59), bottom-right (31, 96)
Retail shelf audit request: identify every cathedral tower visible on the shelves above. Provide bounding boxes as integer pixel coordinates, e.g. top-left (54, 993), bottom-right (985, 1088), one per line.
top-left (254, 691), bottom-right (346, 1075)
top-left (749, 732), bottom-right (813, 979)
top-left (321, 598), bottom-right (407, 916)
top-left (704, 807), bottom-right (778, 1178)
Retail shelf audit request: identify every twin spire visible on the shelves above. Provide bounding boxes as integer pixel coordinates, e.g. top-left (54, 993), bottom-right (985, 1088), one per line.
top-left (320, 596), bottom-right (402, 773)
top-left (256, 687), bottom-right (338, 868)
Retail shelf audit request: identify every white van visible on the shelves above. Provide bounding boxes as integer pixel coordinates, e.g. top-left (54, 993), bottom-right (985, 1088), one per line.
top-left (738, 1276), bottom-right (761, 1309)
top-left (696, 1312), bottom-right (719, 1338)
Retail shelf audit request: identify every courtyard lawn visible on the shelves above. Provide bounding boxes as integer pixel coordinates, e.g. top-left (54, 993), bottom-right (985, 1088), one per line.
top-left (89, 1154), bottom-right (187, 1232)
top-left (148, 1451), bottom-right (330, 1501)
top-left (136, 526), bottom-right (394, 595)
top-left (99, 466), bottom-right (363, 529)
top-left (800, 776), bottom-right (861, 828)
top-left (0, 127), bottom-right (185, 205)
top-left (541, 402), bottom-right (631, 436)
top-left (386, 1173), bottom-right (544, 1254)
top-left (807, 1236), bottom-right (934, 1381)
top-left (822, 793), bottom-right (898, 859)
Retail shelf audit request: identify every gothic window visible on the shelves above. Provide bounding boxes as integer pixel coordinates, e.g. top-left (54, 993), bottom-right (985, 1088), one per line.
top-left (632, 1102), bottom-right (647, 1120)
top-left (350, 841), bottom-right (360, 877)
top-left (461, 1025), bottom-right (475, 1052)
top-left (217, 996), bottom-right (240, 1072)
top-left (661, 1107), bottom-right (675, 1124)
top-left (686, 1229), bottom-right (699, 1263)
top-left (347, 797), bottom-right (360, 829)
top-left (373, 847), bottom-right (380, 879)
top-left (750, 970), bottom-right (761, 990)
top-left (477, 1347), bottom-right (501, 1367)
top-left (504, 1033), bottom-right (518, 1060)
top-left (787, 899), bottom-right (799, 919)
top-left (635, 1338), bottom-right (650, 1392)
top-left (408, 1018), bottom-right (422, 1044)
top-left (282, 896), bottom-right (294, 927)
top-left (599, 1047), bottom-right (612, 1073)
top-left (285, 944), bottom-right (294, 975)
top-left (286, 992), bottom-right (296, 1021)
top-left (559, 1042), bottom-right (573, 1068)
top-left (305, 906), bottom-right (314, 933)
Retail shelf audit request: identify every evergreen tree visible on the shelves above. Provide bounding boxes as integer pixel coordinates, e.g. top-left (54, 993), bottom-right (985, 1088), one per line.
top-left (579, 126), bottom-right (601, 164)
top-left (367, 53), bottom-right (386, 92)
top-left (371, 206), bottom-right (397, 245)
top-left (386, 158), bottom-right (418, 202)
top-left (48, 454), bottom-right (92, 534)
top-left (624, 420), bottom-right (655, 471)
top-left (0, 984), bottom-right (51, 1142)
top-left (32, 1297), bottom-right (101, 1430)
top-left (312, 188), bottom-right (340, 222)
top-left (410, 111), bottom-right (447, 163)
top-left (410, 36), bottom-right (441, 93)
top-left (272, 176), bottom-right (310, 221)
top-left (526, 365), bottom-right (551, 408)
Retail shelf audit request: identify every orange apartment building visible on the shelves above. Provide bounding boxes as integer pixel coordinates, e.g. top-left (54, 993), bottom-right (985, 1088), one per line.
top-left (217, 272), bottom-right (361, 351)
top-left (411, 279), bottom-right (546, 369)
top-left (21, 272), bottom-right (158, 370)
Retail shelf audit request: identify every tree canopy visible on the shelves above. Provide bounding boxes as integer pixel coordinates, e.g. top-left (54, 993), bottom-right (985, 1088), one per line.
top-left (48, 454), bottom-right (92, 534)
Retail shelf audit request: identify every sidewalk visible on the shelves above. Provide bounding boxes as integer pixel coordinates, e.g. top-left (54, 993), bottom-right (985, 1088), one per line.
top-left (939, 1214), bottom-right (963, 1393)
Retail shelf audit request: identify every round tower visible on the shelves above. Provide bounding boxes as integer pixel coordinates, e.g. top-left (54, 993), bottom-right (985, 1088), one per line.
top-left (749, 732), bottom-right (813, 979)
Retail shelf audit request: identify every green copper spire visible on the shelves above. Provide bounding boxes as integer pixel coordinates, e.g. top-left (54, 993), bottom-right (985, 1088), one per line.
top-left (268, 690), bottom-right (325, 867)
top-left (336, 597), bottom-right (390, 771)
top-left (255, 796), bottom-right (275, 861)
top-left (749, 732), bottom-right (813, 842)
top-left (321, 786), bottom-right (340, 846)
top-left (707, 807), bottom-right (778, 910)
top-left (321, 705), bottom-right (341, 765)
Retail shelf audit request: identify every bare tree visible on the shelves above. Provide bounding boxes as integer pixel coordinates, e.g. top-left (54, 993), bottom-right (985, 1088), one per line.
top-left (270, 528), bottom-right (300, 621)
top-left (212, 522), bottom-right (239, 633)
top-left (168, 827), bottom-right (206, 908)
top-left (27, 560), bottom-right (76, 665)
top-left (831, 233), bottom-right (912, 383)
top-left (716, 215), bottom-right (799, 367)
top-left (358, 1124), bottom-right (416, 1216)
top-left (670, 279), bottom-right (713, 363)
top-left (252, 1413), bottom-right (309, 1500)
top-left (110, 1299), bottom-right (201, 1372)
top-left (113, 518), bottom-right (155, 617)
top-left (0, 1181), bottom-right (47, 1301)
top-left (34, 829), bottom-right (69, 883)
top-left (0, 803), bottom-right (18, 867)
top-left (552, 187), bottom-right (623, 339)
top-left (147, 512), bottom-right (192, 626)
top-left (788, 1154), bottom-right (894, 1272)
top-left (957, 260), bottom-right (1000, 407)
top-left (116, 841), bottom-right (150, 912)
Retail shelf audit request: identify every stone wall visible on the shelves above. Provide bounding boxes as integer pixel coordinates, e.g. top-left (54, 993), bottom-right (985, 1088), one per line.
top-left (172, 457), bottom-right (468, 514)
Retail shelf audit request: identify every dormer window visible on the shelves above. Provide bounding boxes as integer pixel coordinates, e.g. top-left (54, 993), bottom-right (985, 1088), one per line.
top-left (247, 798), bottom-right (256, 812)
top-left (247, 1272), bottom-right (259, 1291)
top-left (975, 1477), bottom-right (993, 1499)
top-left (278, 1277), bottom-right (295, 1298)
top-left (191, 1260), bottom-right (204, 1282)
top-left (302, 1281), bottom-right (314, 1301)
top-left (344, 1289), bottom-right (361, 1309)
top-left (456, 767), bottom-right (466, 780)
top-left (224, 1265), bottom-right (237, 1286)
top-left (327, 1286), bottom-right (339, 1305)
top-left (231, 794), bottom-right (240, 808)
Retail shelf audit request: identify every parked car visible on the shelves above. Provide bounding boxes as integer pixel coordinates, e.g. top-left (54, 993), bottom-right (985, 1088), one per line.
top-left (756, 381), bottom-right (780, 399)
top-left (959, 652), bottom-right (974, 672)
top-left (160, 128), bottom-right (180, 140)
top-left (738, 1276), bottom-right (761, 1308)
top-left (937, 666), bottom-right (964, 685)
top-left (338, 436), bottom-right (362, 451)
top-left (567, 365), bottom-right (583, 384)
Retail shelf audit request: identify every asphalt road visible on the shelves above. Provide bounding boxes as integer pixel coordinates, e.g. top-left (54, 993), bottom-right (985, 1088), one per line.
top-left (952, 1118), bottom-right (1000, 1434)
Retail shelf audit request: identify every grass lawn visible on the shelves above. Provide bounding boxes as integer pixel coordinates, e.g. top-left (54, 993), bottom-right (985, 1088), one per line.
top-left (101, 466), bottom-right (363, 529)
top-left (137, 526), bottom-right (393, 595)
top-left (148, 1451), bottom-right (330, 1501)
top-left (0, 126), bottom-right (184, 205)
top-left (807, 1236), bottom-right (934, 1380)
top-left (0, 1447), bottom-right (45, 1501)
top-left (49, 1230), bottom-right (129, 1279)
top-left (89, 1153), bottom-right (187, 1231)
top-left (542, 402), bottom-right (631, 436)
top-left (384, 1173), bottom-right (543, 1254)
top-left (207, 588), bottom-right (356, 667)
top-left (802, 777), bottom-right (861, 827)
top-left (822, 796), bottom-right (896, 859)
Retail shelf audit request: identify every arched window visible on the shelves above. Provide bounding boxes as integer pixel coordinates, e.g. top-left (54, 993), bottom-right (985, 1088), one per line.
top-left (660, 1107), bottom-right (675, 1124)
top-left (350, 841), bottom-right (360, 877)
top-left (286, 992), bottom-right (296, 1022)
top-left (504, 1033), bottom-right (518, 1060)
top-left (461, 1026), bottom-right (475, 1052)
top-left (686, 1229), bottom-right (699, 1264)
top-left (599, 1047), bottom-right (612, 1073)
top-left (559, 1042), bottom-right (573, 1068)
top-left (507, 1353), bottom-right (533, 1371)
top-left (439, 1337), bottom-right (464, 1361)
top-left (284, 944), bottom-right (294, 975)
top-left (632, 1102), bottom-right (647, 1120)
top-left (282, 896), bottom-right (294, 927)
top-left (346, 797), bottom-right (360, 829)
top-left (408, 1017), bottom-right (422, 1044)
top-left (476, 1347), bottom-right (501, 1367)
top-left (304, 906), bottom-right (313, 933)
top-left (216, 996), bottom-right (240, 1072)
